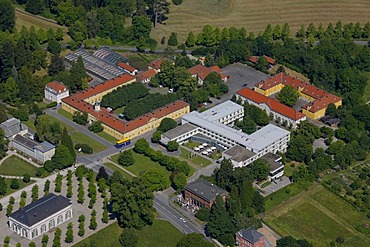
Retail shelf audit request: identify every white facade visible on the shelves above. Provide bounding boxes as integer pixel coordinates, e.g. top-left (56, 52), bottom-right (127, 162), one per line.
top-left (9, 205), bottom-right (72, 240)
top-left (44, 82), bottom-right (70, 104)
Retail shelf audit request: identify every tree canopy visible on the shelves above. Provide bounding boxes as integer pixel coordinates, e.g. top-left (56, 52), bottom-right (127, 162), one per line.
top-left (276, 85), bottom-right (300, 107)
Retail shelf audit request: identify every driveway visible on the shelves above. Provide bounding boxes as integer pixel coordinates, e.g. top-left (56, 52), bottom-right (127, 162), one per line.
top-left (259, 176), bottom-right (291, 197)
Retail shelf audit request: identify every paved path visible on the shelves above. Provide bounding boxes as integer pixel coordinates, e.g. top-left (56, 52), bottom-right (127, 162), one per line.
top-left (0, 175), bottom-right (43, 181)
top-left (103, 157), bottom-right (137, 177)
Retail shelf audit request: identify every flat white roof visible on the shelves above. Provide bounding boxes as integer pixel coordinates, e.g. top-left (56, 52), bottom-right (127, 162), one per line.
top-left (182, 101), bottom-right (290, 152)
top-left (199, 100), bottom-right (243, 122)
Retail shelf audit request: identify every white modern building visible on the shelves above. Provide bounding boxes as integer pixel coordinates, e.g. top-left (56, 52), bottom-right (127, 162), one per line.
top-left (44, 81), bottom-right (69, 104)
top-left (10, 135), bottom-right (55, 164)
top-left (9, 194), bottom-right (72, 240)
top-left (161, 100), bottom-right (290, 170)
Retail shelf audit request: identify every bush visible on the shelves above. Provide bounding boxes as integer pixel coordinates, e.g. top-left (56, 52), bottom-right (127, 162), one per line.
top-left (23, 174), bottom-right (31, 183)
top-left (75, 143), bottom-right (93, 154)
top-left (172, 0), bottom-right (182, 5)
top-left (46, 102), bottom-right (57, 108)
top-left (167, 140), bottom-right (179, 152)
top-left (118, 150), bottom-right (135, 167)
top-left (36, 167), bottom-right (46, 177)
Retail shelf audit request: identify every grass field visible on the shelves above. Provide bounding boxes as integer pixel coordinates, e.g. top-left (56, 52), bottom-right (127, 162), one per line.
top-left (0, 155), bottom-right (38, 176)
top-left (15, 9), bottom-right (71, 42)
top-left (97, 131), bottom-right (118, 144)
top-left (70, 132), bottom-right (107, 153)
top-left (103, 162), bottom-right (133, 180)
top-left (111, 152), bottom-right (170, 177)
top-left (47, 115), bottom-right (75, 132)
top-left (151, 0), bottom-right (370, 43)
top-left (57, 108), bottom-right (73, 121)
top-left (73, 220), bottom-right (183, 247)
top-left (264, 184), bottom-right (370, 247)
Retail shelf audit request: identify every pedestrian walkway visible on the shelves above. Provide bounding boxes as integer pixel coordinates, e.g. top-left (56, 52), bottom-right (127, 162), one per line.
top-left (0, 175), bottom-right (43, 181)
top-left (103, 157), bottom-right (137, 177)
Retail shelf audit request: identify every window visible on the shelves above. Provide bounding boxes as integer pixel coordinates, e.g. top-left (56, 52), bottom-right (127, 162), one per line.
top-left (32, 229), bottom-right (38, 238)
top-left (57, 215), bottom-right (63, 224)
top-left (49, 219), bottom-right (55, 229)
top-left (41, 224), bottom-right (46, 233)
top-left (65, 210), bottom-right (71, 220)
top-left (22, 229), bottom-right (28, 238)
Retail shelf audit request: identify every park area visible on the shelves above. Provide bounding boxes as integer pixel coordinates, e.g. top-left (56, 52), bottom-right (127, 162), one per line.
top-left (73, 220), bottom-right (183, 247)
top-left (264, 184), bottom-right (370, 246)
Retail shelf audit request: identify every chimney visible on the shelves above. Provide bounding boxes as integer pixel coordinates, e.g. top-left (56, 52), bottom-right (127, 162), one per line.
top-left (94, 102), bottom-right (101, 112)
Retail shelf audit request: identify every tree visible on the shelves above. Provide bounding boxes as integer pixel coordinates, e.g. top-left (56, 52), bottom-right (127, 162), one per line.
top-left (249, 159), bottom-right (270, 181)
top-left (102, 208), bottom-right (109, 223)
top-left (25, 0), bottom-right (44, 15)
top-left (168, 32), bottom-right (178, 46)
top-left (47, 39), bottom-right (61, 55)
top-left (131, 15), bottom-right (152, 49)
top-left (78, 215), bottom-right (85, 237)
top-left (119, 228), bottom-right (138, 247)
top-left (31, 185), bottom-right (39, 202)
top-left (118, 150), bottom-right (135, 167)
top-left (73, 111), bottom-right (88, 125)
top-left (277, 236), bottom-right (312, 247)
top-left (152, 130), bottom-right (162, 143)
top-left (133, 138), bottom-right (150, 154)
top-left (185, 32), bottom-right (195, 47)
top-left (287, 135), bottom-right (313, 164)
top-left (177, 233), bottom-right (213, 247)
top-left (96, 167), bottom-right (109, 182)
top-left (10, 179), bottom-right (20, 190)
top-left (241, 117), bottom-right (256, 134)
top-left (88, 121), bottom-right (103, 133)
top-left (167, 140), bottom-right (179, 152)
top-left (142, 169), bottom-right (170, 191)
top-left (255, 56), bottom-right (269, 72)
top-left (51, 145), bottom-right (74, 170)
top-left (277, 85), bottom-right (299, 106)
top-left (44, 180), bottom-right (50, 195)
top-left (42, 235), bottom-right (49, 247)
top-left (195, 207), bottom-right (210, 221)
top-left (171, 172), bottom-right (187, 191)
top-left (48, 54), bottom-right (65, 76)
top-left (89, 210), bottom-right (97, 230)
top-left (61, 127), bottom-right (76, 160)
top-left (65, 223), bottom-right (73, 243)
top-left (0, 0), bottom-right (15, 32)
top-left (325, 103), bottom-right (337, 116)
top-left (158, 118), bottom-right (178, 132)
top-left (206, 196), bottom-right (234, 245)
top-left (29, 242), bottom-right (36, 247)
top-left (3, 77), bottom-right (19, 104)
top-left (52, 228), bottom-right (62, 247)
top-left (148, 0), bottom-right (170, 27)
top-left (69, 56), bottom-right (87, 91)
top-left (0, 177), bottom-right (7, 195)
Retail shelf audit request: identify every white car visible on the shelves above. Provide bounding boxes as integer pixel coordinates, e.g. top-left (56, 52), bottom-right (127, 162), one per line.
top-left (179, 217), bottom-right (187, 223)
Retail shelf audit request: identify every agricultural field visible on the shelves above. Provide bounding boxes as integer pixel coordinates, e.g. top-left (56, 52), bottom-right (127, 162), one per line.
top-left (264, 184), bottom-right (370, 247)
top-left (151, 0), bottom-right (370, 43)
top-left (15, 9), bottom-right (71, 42)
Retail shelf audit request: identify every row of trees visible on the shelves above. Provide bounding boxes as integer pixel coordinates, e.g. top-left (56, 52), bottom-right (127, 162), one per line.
top-left (101, 82), bottom-right (148, 109)
top-left (124, 93), bottom-right (178, 120)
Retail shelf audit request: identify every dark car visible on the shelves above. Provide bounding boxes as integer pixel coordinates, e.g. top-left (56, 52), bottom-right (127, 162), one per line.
top-left (242, 83), bottom-right (248, 87)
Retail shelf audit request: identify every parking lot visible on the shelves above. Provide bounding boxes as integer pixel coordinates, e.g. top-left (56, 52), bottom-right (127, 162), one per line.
top-left (222, 63), bottom-right (268, 98)
top-left (259, 176), bottom-right (291, 197)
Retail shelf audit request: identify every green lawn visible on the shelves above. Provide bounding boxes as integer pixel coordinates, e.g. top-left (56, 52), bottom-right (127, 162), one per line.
top-left (97, 131), bottom-right (118, 144)
top-left (183, 141), bottom-right (201, 149)
top-left (264, 184), bottom-right (370, 247)
top-left (104, 162), bottom-right (133, 180)
top-left (0, 155), bottom-right (38, 176)
top-left (180, 148), bottom-right (212, 167)
top-left (73, 220), bottom-right (183, 247)
top-left (70, 132), bottom-right (107, 153)
top-left (47, 115), bottom-right (75, 132)
top-left (111, 152), bottom-right (170, 177)
top-left (57, 108), bottom-right (73, 121)
top-left (1, 179), bottom-right (35, 199)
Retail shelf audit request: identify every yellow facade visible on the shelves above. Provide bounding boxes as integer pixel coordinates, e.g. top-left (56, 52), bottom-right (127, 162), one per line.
top-left (302, 99), bottom-right (342, 120)
top-left (254, 84), bottom-right (284, 97)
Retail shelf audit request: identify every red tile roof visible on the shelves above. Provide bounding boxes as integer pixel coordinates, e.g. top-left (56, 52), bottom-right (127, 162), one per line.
top-left (136, 69), bottom-right (158, 82)
top-left (45, 81), bottom-right (68, 93)
top-left (236, 87), bottom-right (306, 121)
top-left (62, 97), bottom-right (189, 134)
top-left (117, 62), bottom-right (136, 73)
top-left (248, 55), bottom-right (276, 65)
top-left (148, 58), bottom-right (164, 70)
top-left (72, 74), bottom-right (135, 100)
top-left (188, 65), bottom-right (227, 81)
top-left (254, 72), bottom-right (342, 113)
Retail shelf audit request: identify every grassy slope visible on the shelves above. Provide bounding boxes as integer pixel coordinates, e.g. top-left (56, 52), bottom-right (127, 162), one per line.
top-left (151, 0), bottom-right (370, 43)
top-left (15, 9), bottom-right (71, 42)
top-left (264, 184), bottom-right (370, 247)
top-left (73, 220), bottom-right (183, 247)
top-left (0, 155), bottom-right (38, 176)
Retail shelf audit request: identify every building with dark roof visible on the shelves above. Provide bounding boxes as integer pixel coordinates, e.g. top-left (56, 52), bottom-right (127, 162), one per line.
top-left (236, 228), bottom-right (266, 247)
top-left (10, 135), bottom-right (55, 164)
top-left (9, 193), bottom-right (72, 240)
top-left (184, 179), bottom-right (228, 209)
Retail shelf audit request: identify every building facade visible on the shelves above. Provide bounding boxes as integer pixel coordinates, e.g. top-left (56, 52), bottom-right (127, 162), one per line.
top-left (0, 118), bottom-right (28, 140)
top-left (236, 228), bottom-right (265, 247)
top-left (9, 194), bottom-right (72, 240)
top-left (184, 179), bottom-right (228, 209)
top-left (10, 135), bottom-right (55, 164)
top-left (188, 65), bottom-right (228, 85)
top-left (44, 81), bottom-right (69, 104)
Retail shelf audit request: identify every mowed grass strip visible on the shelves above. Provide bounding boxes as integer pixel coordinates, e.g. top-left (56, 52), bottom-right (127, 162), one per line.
top-left (70, 132), bottom-right (106, 153)
top-left (180, 148), bottom-right (212, 167)
top-left (111, 151), bottom-right (170, 177)
top-left (15, 9), bottom-right (72, 42)
top-left (103, 162), bottom-right (133, 180)
top-left (264, 185), bottom-right (370, 247)
top-left (151, 0), bottom-right (370, 43)
top-left (0, 155), bottom-right (38, 176)
top-left (73, 220), bottom-right (183, 247)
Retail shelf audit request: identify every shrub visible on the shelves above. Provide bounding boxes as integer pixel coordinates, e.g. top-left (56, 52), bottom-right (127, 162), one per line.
top-left (46, 102), bottom-right (57, 108)
top-left (23, 174), bottom-right (31, 183)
